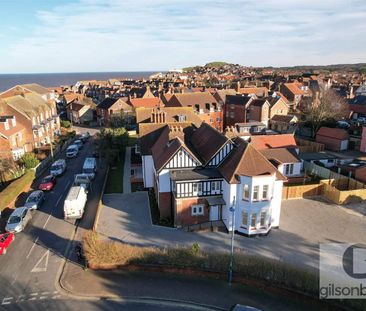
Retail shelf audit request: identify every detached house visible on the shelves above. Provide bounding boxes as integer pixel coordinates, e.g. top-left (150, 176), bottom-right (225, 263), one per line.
top-left (316, 127), bottom-right (349, 151)
top-left (141, 123), bottom-right (286, 236)
top-left (166, 92), bottom-right (223, 132)
top-left (96, 97), bottom-right (132, 126)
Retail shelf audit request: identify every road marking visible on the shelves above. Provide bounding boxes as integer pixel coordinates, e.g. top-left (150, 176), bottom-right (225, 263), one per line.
top-left (31, 250), bottom-right (50, 273)
top-left (41, 292), bottom-right (50, 295)
top-left (53, 291), bottom-right (58, 294)
top-left (64, 180), bottom-right (71, 191)
top-left (2, 297), bottom-right (13, 305)
top-left (39, 296), bottom-right (47, 300)
top-left (26, 236), bottom-right (39, 259)
top-left (43, 213), bottom-right (53, 229)
top-left (52, 295), bottom-right (61, 299)
top-left (55, 195), bottom-right (63, 207)
top-left (30, 293), bottom-right (38, 296)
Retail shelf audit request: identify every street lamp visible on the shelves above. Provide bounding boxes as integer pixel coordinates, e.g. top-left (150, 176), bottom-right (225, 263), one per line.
top-left (228, 196), bottom-right (236, 286)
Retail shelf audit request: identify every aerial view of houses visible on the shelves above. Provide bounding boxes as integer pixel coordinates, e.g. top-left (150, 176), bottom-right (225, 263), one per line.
top-left (0, 1), bottom-right (365, 311)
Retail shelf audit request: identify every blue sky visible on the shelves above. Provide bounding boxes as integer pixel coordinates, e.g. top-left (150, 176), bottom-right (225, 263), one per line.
top-left (0, 0), bottom-right (365, 73)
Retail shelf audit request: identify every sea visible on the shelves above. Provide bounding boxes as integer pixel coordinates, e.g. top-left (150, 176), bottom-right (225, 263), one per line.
top-left (0, 71), bottom-right (159, 92)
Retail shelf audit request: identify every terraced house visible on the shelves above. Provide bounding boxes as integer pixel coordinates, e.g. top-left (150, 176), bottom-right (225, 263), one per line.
top-left (0, 84), bottom-right (60, 151)
top-left (141, 122), bottom-right (286, 236)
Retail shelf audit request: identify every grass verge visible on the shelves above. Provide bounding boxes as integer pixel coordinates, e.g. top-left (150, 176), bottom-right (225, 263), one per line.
top-left (0, 170), bottom-right (35, 212)
top-left (104, 148), bottom-right (125, 194)
top-left (83, 231), bottom-right (365, 311)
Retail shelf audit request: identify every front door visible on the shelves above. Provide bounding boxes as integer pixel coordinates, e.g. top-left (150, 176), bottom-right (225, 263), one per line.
top-left (209, 205), bottom-right (219, 221)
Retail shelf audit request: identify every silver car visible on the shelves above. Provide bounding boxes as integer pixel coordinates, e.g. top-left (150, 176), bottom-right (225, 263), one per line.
top-left (5, 207), bottom-right (32, 233)
top-left (24, 190), bottom-right (45, 210)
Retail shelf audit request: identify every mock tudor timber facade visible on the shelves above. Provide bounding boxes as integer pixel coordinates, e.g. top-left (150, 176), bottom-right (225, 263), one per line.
top-left (140, 122), bottom-right (287, 236)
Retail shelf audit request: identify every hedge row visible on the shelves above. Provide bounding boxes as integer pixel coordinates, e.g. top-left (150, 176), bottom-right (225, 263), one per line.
top-left (83, 231), bottom-right (365, 311)
top-left (0, 170), bottom-right (35, 212)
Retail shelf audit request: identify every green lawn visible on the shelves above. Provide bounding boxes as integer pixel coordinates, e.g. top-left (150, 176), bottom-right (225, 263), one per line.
top-left (104, 148), bottom-right (125, 194)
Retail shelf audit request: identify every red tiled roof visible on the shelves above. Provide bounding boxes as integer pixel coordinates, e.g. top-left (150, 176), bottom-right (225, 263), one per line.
top-left (283, 83), bottom-right (305, 96)
top-left (316, 127), bottom-right (349, 140)
top-left (249, 134), bottom-right (297, 150)
top-left (129, 97), bottom-right (162, 108)
top-left (219, 140), bottom-right (286, 183)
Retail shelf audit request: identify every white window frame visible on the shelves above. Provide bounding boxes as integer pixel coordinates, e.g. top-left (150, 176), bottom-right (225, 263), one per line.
top-left (260, 211), bottom-right (267, 227)
top-left (12, 116), bottom-right (16, 127)
top-left (250, 213), bottom-right (257, 228)
top-left (253, 185), bottom-right (259, 201)
top-left (262, 185), bottom-right (269, 200)
top-left (285, 163), bottom-right (294, 175)
top-left (192, 182), bottom-right (202, 194)
top-left (4, 120), bottom-right (9, 130)
top-left (191, 204), bottom-right (204, 216)
top-left (211, 181), bottom-right (220, 191)
top-left (242, 184), bottom-right (249, 200)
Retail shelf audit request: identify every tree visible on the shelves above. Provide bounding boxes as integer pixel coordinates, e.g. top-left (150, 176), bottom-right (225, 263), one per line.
top-left (19, 153), bottom-right (40, 169)
top-left (303, 88), bottom-right (349, 138)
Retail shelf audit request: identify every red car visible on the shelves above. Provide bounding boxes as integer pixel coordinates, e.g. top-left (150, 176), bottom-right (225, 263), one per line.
top-left (0, 232), bottom-right (15, 255)
top-left (38, 175), bottom-right (56, 191)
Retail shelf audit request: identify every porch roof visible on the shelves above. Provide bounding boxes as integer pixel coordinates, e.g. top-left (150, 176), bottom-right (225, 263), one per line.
top-left (170, 168), bottom-right (222, 181)
top-left (206, 196), bottom-right (226, 206)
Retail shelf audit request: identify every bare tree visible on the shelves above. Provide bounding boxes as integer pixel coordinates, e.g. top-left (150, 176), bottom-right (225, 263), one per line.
top-left (304, 88), bottom-right (349, 138)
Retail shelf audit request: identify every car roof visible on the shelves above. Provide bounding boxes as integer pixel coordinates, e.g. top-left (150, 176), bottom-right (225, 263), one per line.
top-left (53, 159), bottom-right (65, 164)
top-left (28, 190), bottom-right (43, 197)
top-left (68, 144), bottom-right (78, 148)
top-left (10, 207), bottom-right (28, 216)
top-left (75, 139), bottom-right (82, 142)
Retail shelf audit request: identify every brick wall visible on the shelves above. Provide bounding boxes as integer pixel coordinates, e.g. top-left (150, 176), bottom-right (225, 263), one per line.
top-left (174, 197), bottom-right (209, 227)
top-left (158, 192), bottom-right (172, 219)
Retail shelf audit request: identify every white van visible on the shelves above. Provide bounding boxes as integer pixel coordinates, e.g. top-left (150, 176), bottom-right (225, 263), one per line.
top-left (64, 185), bottom-right (88, 219)
top-left (50, 159), bottom-right (66, 176)
top-left (82, 157), bottom-right (97, 180)
top-left (66, 145), bottom-right (79, 158)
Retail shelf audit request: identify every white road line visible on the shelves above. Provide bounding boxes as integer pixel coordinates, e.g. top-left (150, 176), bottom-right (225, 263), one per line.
top-left (28, 297), bottom-right (37, 301)
top-left (52, 295), bottom-right (61, 299)
top-left (43, 213), bottom-right (52, 229)
top-left (30, 293), bottom-right (39, 296)
top-left (64, 180), bottom-right (71, 191)
top-left (53, 291), bottom-right (58, 294)
top-left (26, 236), bottom-right (39, 259)
top-left (39, 296), bottom-right (48, 300)
top-left (41, 292), bottom-right (50, 295)
top-left (31, 249), bottom-right (50, 273)
top-left (16, 295), bottom-right (26, 302)
top-left (55, 195), bottom-right (63, 207)
top-left (2, 297), bottom-right (13, 305)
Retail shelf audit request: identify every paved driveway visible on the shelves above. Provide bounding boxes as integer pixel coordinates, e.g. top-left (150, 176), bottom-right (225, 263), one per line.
top-left (97, 193), bottom-right (366, 271)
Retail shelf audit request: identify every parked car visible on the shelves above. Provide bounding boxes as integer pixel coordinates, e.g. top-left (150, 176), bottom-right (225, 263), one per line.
top-left (357, 117), bottom-right (366, 123)
top-left (82, 157), bottom-right (97, 180)
top-left (24, 190), bottom-right (45, 210)
top-left (50, 159), bottom-right (67, 176)
top-left (0, 232), bottom-right (15, 255)
top-left (5, 207), bottom-right (32, 233)
top-left (336, 120), bottom-right (350, 129)
top-left (39, 175), bottom-right (57, 191)
top-left (80, 132), bottom-right (90, 142)
top-left (66, 145), bottom-right (79, 158)
top-left (74, 139), bottom-right (83, 149)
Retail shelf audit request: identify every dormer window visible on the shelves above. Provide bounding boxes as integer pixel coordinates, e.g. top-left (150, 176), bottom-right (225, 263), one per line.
top-left (4, 120), bottom-right (9, 130)
top-left (178, 115), bottom-right (186, 122)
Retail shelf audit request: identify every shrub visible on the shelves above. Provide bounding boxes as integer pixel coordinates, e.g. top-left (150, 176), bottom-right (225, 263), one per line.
top-left (0, 170), bottom-right (35, 211)
top-left (61, 120), bottom-right (71, 128)
top-left (19, 153), bottom-right (39, 169)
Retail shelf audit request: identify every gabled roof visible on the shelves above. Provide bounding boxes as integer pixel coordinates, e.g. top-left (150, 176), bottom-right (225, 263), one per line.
top-left (283, 83), bottom-right (305, 96)
top-left (249, 134), bottom-right (297, 150)
top-left (20, 83), bottom-right (50, 95)
top-left (316, 127), bottom-right (349, 140)
top-left (225, 94), bottom-right (253, 106)
top-left (238, 87), bottom-right (268, 97)
top-left (260, 148), bottom-right (301, 165)
top-left (97, 97), bottom-right (130, 110)
top-left (250, 98), bottom-right (269, 107)
top-left (168, 92), bottom-right (219, 109)
top-left (189, 123), bottom-right (230, 165)
top-left (129, 97), bottom-right (162, 108)
top-left (151, 131), bottom-right (201, 172)
top-left (219, 140), bottom-right (286, 184)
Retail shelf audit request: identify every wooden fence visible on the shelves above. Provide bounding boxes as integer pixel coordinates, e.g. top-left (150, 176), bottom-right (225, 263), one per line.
top-left (320, 179), bottom-right (366, 204)
top-left (282, 183), bottom-right (324, 200)
top-left (295, 138), bottom-right (325, 153)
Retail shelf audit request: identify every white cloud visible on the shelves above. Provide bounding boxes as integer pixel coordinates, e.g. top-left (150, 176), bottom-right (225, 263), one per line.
top-left (0, 0), bottom-right (365, 72)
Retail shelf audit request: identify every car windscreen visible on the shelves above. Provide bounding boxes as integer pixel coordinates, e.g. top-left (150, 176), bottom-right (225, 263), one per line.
top-left (0, 234), bottom-right (9, 242)
top-left (26, 195), bottom-right (38, 203)
top-left (42, 176), bottom-right (53, 183)
top-left (51, 165), bottom-right (61, 170)
top-left (67, 148), bottom-right (76, 152)
top-left (8, 216), bottom-right (21, 224)
top-left (83, 168), bottom-right (94, 174)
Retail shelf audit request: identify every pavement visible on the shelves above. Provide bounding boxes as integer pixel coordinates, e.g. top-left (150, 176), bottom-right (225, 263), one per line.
top-left (123, 147), bottom-right (131, 194)
top-left (0, 127), bottom-right (106, 309)
top-left (95, 193), bottom-right (366, 272)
